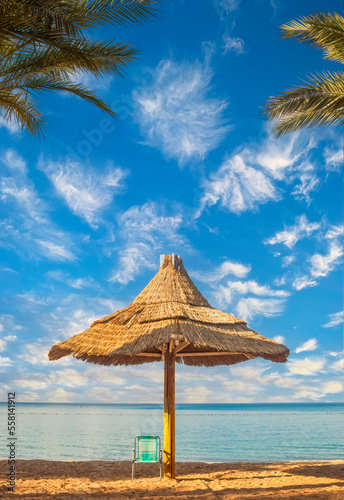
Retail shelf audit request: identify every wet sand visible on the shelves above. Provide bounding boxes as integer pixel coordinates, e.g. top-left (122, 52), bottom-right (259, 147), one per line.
top-left (1, 459), bottom-right (344, 499)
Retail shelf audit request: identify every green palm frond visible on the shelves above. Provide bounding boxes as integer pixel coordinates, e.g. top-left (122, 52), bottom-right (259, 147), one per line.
top-left (280, 11), bottom-right (344, 64)
top-left (263, 10), bottom-right (344, 136)
top-left (0, 89), bottom-right (45, 136)
top-left (0, 0), bottom-right (159, 136)
top-left (263, 71), bottom-right (344, 136)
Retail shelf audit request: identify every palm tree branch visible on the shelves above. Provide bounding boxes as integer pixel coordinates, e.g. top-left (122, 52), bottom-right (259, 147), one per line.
top-left (0, 89), bottom-right (45, 135)
top-left (263, 71), bottom-right (344, 136)
top-left (280, 11), bottom-right (344, 64)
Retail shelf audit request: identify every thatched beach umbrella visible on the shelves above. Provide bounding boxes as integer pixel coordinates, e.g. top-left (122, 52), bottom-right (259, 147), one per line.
top-left (49, 254), bottom-right (289, 478)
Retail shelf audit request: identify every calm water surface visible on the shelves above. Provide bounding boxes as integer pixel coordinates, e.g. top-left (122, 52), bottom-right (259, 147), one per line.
top-left (1, 403), bottom-right (343, 462)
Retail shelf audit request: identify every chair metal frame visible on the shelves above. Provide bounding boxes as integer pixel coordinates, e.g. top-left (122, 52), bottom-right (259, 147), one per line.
top-left (132, 435), bottom-right (163, 480)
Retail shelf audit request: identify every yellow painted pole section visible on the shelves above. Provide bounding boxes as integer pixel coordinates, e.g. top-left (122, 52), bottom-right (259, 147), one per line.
top-left (163, 348), bottom-right (175, 478)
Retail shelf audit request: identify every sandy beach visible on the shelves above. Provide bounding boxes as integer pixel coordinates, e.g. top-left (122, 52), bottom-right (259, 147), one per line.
top-left (1, 459), bottom-right (344, 499)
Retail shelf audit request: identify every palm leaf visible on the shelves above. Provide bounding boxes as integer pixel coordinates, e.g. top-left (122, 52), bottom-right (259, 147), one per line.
top-left (0, 0), bottom-right (159, 135)
top-left (280, 11), bottom-right (344, 64)
top-left (263, 71), bottom-right (344, 136)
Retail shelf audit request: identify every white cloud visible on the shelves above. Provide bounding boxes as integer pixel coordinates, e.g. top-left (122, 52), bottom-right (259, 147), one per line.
top-left (15, 379), bottom-right (48, 390)
top-left (287, 356), bottom-right (326, 376)
top-left (223, 34), bottom-right (244, 54)
top-left (0, 334), bottom-right (17, 352)
top-left (17, 291), bottom-right (51, 306)
top-left (198, 132), bottom-right (318, 217)
top-left (41, 158), bottom-right (128, 227)
top-left (329, 358), bottom-right (344, 372)
top-left (48, 369), bottom-right (89, 388)
top-left (199, 153), bottom-right (279, 215)
top-left (228, 280), bottom-right (289, 297)
top-left (0, 314), bottom-right (23, 332)
top-left (321, 381), bottom-right (343, 394)
top-left (322, 311), bottom-right (344, 328)
top-left (323, 146), bottom-right (343, 172)
top-left (0, 355), bottom-right (12, 367)
top-left (111, 243), bottom-right (155, 285)
top-left (86, 387), bottom-right (119, 402)
top-left (17, 342), bottom-right (72, 366)
top-left (214, 279), bottom-right (289, 307)
top-left (264, 214), bottom-right (321, 249)
top-left (295, 338), bottom-right (318, 354)
top-left (36, 240), bottom-right (76, 262)
top-left (292, 276), bottom-right (317, 291)
top-left (325, 224), bottom-right (343, 240)
top-left (47, 388), bottom-right (76, 402)
top-left (281, 255), bottom-right (296, 268)
top-left (256, 134), bottom-right (303, 180)
top-left (236, 297), bottom-right (286, 321)
top-left (69, 70), bottom-right (114, 91)
top-left (0, 153), bottom-right (76, 262)
top-left (191, 259), bottom-right (251, 285)
top-left (0, 116), bottom-right (21, 134)
top-left (1, 149), bottom-right (27, 174)
top-left (46, 271), bottom-right (95, 290)
top-left (110, 202), bottom-right (185, 284)
top-left (273, 335), bottom-right (285, 344)
top-left (310, 241), bottom-right (343, 278)
top-left (214, 0), bottom-right (241, 18)
top-left (291, 172), bottom-right (319, 205)
top-left (133, 54), bottom-right (229, 166)
top-left (1, 177), bottom-right (46, 223)
top-left (183, 385), bottom-right (212, 402)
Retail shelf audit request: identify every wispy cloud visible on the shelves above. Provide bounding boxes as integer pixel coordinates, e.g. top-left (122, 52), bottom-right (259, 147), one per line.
top-left (40, 157), bottom-right (128, 227)
top-left (198, 132), bottom-right (317, 216)
top-left (295, 338), bottom-right (318, 354)
top-left (110, 202), bottom-right (185, 284)
top-left (325, 224), bottom-right (343, 240)
top-left (191, 259), bottom-right (251, 284)
top-left (292, 276), bottom-right (317, 291)
top-left (264, 214), bottom-right (321, 249)
top-left (0, 334), bottom-right (17, 352)
top-left (236, 297), bottom-right (286, 321)
top-left (287, 356), bottom-right (326, 376)
top-left (0, 149), bottom-right (76, 261)
top-left (273, 335), bottom-right (285, 344)
top-left (198, 153), bottom-right (279, 215)
top-left (291, 172), bottom-right (319, 205)
top-left (46, 271), bottom-right (95, 290)
top-left (214, 279), bottom-right (289, 307)
top-left (323, 146), bottom-right (343, 172)
top-left (322, 311), bottom-right (344, 328)
top-left (223, 34), bottom-right (244, 54)
top-left (309, 241), bottom-right (343, 278)
top-left (281, 255), bottom-right (296, 268)
top-left (36, 240), bottom-right (76, 262)
top-left (133, 49), bottom-right (229, 166)
top-left (2, 148), bottom-right (27, 174)
top-left (0, 116), bottom-right (21, 134)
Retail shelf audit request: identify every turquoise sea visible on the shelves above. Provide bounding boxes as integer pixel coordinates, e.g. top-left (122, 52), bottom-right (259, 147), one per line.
top-left (1, 403), bottom-right (343, 462)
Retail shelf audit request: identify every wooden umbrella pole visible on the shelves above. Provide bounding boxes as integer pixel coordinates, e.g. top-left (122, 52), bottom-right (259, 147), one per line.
top-left (163, 343), bottom-right (175, 478)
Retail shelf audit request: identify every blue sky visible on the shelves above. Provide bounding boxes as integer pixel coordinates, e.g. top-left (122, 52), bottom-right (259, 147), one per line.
top-left (0, 0), bottom-right (343, 404)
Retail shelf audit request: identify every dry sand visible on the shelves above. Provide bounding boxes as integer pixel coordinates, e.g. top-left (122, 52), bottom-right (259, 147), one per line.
top-left (1, 459), bottom-right (344, 499)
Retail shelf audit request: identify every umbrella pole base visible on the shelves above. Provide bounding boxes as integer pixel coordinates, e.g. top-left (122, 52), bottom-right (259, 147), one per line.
top-left (163, 349), bottom-right (175, 479)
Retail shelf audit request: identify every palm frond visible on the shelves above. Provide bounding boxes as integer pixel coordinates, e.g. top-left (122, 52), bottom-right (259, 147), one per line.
top-left (280, 11), bottom-right (344, 64)
top-left (0, 0), bottom-right (159, 135)
top-left (0, 89), bottom-right (45, 136)
top-left (263, 71), bottom-right (344, 136)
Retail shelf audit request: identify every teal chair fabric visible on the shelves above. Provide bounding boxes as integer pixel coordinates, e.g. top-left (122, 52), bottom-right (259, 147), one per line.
top-left (132, 435), bottom-right (162, 479)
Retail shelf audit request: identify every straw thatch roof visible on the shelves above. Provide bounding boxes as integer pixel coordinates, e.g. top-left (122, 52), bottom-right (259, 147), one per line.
top-left (49, 255), bottom-right (289, 367)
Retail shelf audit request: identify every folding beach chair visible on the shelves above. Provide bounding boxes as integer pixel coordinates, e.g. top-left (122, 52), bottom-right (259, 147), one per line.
top-left (132, 435), bottom-right (162, 480)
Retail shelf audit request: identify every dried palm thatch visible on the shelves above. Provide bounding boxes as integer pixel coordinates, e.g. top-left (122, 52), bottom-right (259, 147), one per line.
top-left (49, 255), bottom-right (289, 367)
